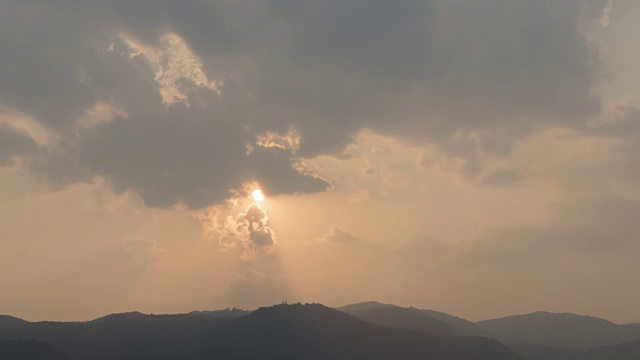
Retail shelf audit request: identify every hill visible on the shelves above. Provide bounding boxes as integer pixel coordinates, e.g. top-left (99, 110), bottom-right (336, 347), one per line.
top-left (513, 340), bottom-right (640, 360)
top-left (337, 301), bottom-right (394, 312)
top-left (1, 304), bottom-right (521, 360)
top-left (0, 309), bottom-right (247, 360)
top-left (417, 309), bottom-right (483, 336)
top-left (339, 303), bottom-right (640, 356)
top-left (196, 303), bottom-right (521, 360)
top-left (340, 304), bottom-right (454, 335)
top-left (585, 340), bottom-right (640, 360)
top-left (477, 311), bottom-right (640, 349)
top-left (0, 340), bottom-right (70, 360)
top-left (339, 302), bottom-right (483, 336)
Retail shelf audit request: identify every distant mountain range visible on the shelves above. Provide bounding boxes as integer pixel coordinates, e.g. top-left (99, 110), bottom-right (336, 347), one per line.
top-left (1, 302), bottom-right (639, 359)
top-left (340, 302), bottom-right (640, 359)
top-left (476, 311), bottom-right (640, 349)
top-left (0, 304), bottom-right (519, 360)
top-left (338, 301), bottom-right (482, 336)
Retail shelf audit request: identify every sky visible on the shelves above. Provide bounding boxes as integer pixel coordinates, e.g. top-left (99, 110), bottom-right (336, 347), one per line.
top-left (1, 0), bottom-right (639, 324)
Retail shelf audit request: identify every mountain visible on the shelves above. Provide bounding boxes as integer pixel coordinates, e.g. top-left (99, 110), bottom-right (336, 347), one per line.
top-left (0, 315), bottom-right (28, 328)
top-left (513, 340), bottom-right (640, 360)
top-left (340, 304), bottom-right (455, 335)
top-left (1, 304), bottom-right (522, 360)
top-left (418, 309), bottom-right (483, 336)
top-left (585, 340), bottom-right (640, 360)
top-left (338, 301), bottom-right (483, 336)
top-left (511, 343), bottom-right (581, 360)
top-left (0, 309), bottom-right (248, 360)
top-left (0, 340), bottom-right (70, 360)
top-left (195, 303), bottom-right (522, 360)
top-left (337, 301), bottom-right (394, 312)
top-left (477, 311), bottom-right (640, 349)
top-left (0, 315), bottom-right (28, 323)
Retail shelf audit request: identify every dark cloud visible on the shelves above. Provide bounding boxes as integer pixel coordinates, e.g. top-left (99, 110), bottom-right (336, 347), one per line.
top-left (259, 0), bottom-right (602, 156)
top-left (0, 1), bottom-right (103, 132)
top-left (264, 0), bottom-right (436, 80)
top-left (0, 2), bottom-right (330, 208)
top-left (0, 0), bottom-right (612, 208)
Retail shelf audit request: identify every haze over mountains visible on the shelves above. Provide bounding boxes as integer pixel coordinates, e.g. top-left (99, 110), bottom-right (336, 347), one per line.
top-left (341, 302), bottom-right (640, 360)
top-left (2, 301), bottom-right (640, 359)
top-left (477, 311), bottom-right (640, 349)
top-left (338, 301), bottom-right (482, 337)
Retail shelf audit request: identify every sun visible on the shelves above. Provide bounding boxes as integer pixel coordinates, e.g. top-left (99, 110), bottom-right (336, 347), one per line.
top-left (252, 189), bottom-right (265, 202)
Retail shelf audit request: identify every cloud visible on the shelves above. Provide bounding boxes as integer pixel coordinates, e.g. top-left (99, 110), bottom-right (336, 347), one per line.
top-left (0, 125), bottom-right (37, 166)
top-left (118, 32), bottom-right (222, 107)
top-left (600, 0), bottom-right (614, 28)
top-left (75, 101), bottom-right (329, 209)
top-left (260, 0), bottom-right (602, 155)
top-left (0, 0), bottom-right (614, 209)
top-left (583, 103), bottom-right (640, 177)
top-left (317, 228), bottom-right (361, 244)
top-left (220, 204), bottom-right (277, 261)
top-left (587, 103), bottom-right (640, 138)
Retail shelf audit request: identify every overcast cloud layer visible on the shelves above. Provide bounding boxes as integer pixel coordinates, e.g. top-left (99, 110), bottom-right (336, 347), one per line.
top-left (0, 0), bottom-right (617, 207)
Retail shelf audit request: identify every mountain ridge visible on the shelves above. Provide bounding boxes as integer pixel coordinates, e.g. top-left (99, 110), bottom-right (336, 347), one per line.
top-left (0, 303), bottom-right (522, 360)
top-left (4, 303), bottom-right (640, 358)
top-left (476, 311), bottom-right (640, 349)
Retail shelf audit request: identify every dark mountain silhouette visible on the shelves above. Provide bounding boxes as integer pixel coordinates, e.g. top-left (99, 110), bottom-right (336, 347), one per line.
top-left (0, 315), bottom-right (28, 328)
top-left (194, 303), bottom-right (522, 360)
top-left (339, 302), bottom-right (640, 357)
top-left (0, 340), bottom-right (70, 360)
top-left (340, 304), bottom-right (455, 335)
top-left (511, 343), bottom-right (581, 360)
top-left (477, 311), bottom-right (640, 349)
top-left (4, 303), bottom-right (640, 359)
top-left (0, 308), bottom-right (248, 360)
top-left (585, 340), bottom-right (640, 360)
top-left (339, 301), bottom-right (483, 336)
top-left (513, 340), bottom-right (640, 360)
top-left (1, 304), bottom-right (522, 360)
top-left (417, 309), bottom-right (483, 336)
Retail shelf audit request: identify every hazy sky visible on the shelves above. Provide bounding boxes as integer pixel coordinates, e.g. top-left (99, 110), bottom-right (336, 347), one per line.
top-left (1, 0), bottom-right (639, 323)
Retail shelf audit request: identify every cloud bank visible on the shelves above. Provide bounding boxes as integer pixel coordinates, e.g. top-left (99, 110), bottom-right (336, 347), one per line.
top-left (0, 0), bottom-right (616, 209)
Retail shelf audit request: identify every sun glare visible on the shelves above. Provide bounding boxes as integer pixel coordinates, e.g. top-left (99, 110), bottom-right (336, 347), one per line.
top-left (252, 189), bottom-right (265, 202)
